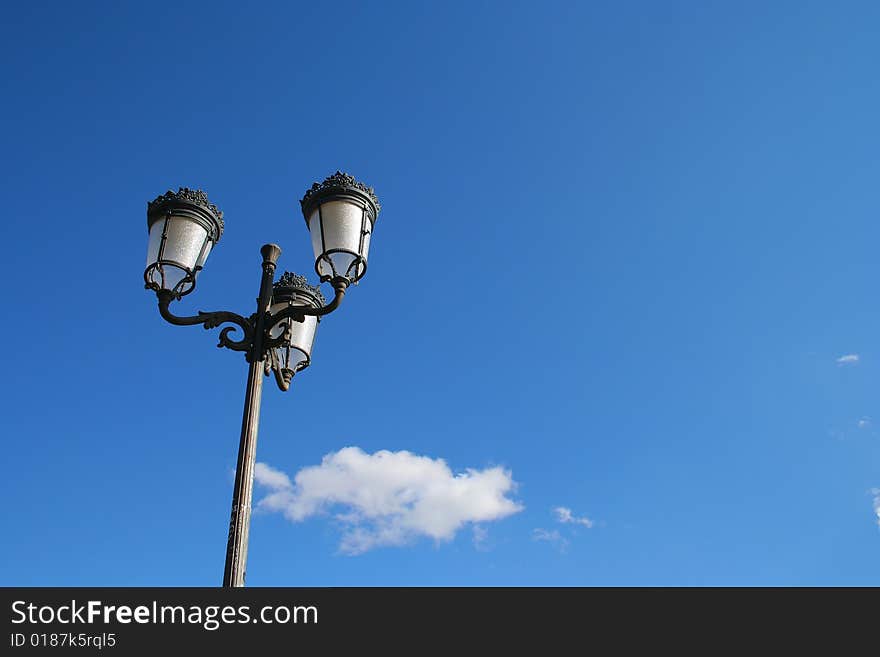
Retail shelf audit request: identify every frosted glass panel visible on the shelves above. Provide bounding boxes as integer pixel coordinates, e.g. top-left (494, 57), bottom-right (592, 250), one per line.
top-left (162, 217), bottom-right (209, 270)
top-left (361, 228), bottom-right (371, 261)
top-left (308, 209), bottom-right (323, 264)
top-left (268, 302), bottom-right (318, 356)
top-left (308, 199), bottom-right (369, 276)
top-left (290, 315), bottom-right (318, 354)
top-left (146, 218), bottom-right (166, 266)
top-left (313, 200), bottom-right (364, 254)
top-left (195, 240), bottom-right (213, 268)
top-left (145, 215), bottom-right (210, 293)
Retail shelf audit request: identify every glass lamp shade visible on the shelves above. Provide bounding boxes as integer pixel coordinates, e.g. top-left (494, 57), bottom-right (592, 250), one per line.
top-left (144, 188), bottom-right (224, 298)
top-left (268, 272), bottom-right (326, 377)
top-left (300, 171), bottom-right (380, 284)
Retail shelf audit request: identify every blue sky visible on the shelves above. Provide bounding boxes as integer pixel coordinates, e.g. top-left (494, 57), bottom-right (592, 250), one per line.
top-left (1, 1), bottom-right (879, 586)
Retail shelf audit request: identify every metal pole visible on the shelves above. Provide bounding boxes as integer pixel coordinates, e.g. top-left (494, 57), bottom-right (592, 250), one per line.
top-left (222, 243), bottom-right (282, 587)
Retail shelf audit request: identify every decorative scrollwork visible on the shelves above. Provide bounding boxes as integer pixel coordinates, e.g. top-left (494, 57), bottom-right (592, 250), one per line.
top-left (148, 187), bottom-right (225, 234)
top-left (217, 324), bottom-right (250, 352)
top-left (275, 271), bottom-right (309, 290)
top-left (156, 291), bottom-right (254, 354)
top-left (153, 274), bottom-right (347, 363)
top-left (263, 317), bottom-right (299, 351)
top-left (300, 170), bottom-right (381, 215)
top-left (273, 271), bottom-right (327, 306)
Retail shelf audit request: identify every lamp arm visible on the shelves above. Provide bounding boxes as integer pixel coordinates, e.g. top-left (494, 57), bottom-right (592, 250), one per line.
top-left (156, 290), bottom-right (254, 353)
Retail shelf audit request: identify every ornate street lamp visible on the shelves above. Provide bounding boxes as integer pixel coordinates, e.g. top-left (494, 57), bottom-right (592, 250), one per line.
top-left (143, 172), bottom-right (380, 587)
top-left (145, 188), bottom-right (224, 298)
top-left (267, 272), bottom-right (325, 391)
top-left (300, 171), bottom-right (379, 284)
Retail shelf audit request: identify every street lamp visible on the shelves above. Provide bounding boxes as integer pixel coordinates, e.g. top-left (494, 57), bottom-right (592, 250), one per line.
top-left (267, 272), bottom-right (325, 391)
top-left (143, 171), bottom-right (380, 587)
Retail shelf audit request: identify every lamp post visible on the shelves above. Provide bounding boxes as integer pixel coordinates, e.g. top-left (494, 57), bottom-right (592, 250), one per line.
top-left (143, 172), bottom-right (380, 587)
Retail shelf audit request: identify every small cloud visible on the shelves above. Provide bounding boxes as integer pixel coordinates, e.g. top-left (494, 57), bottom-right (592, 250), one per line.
top-left (472, 526), bottom-right (490, 551)
top-left (858, 417), bottom-right (871, 429)
top-left (532, 528), bottom-right (561, 542)
top-left (871, 489), bottom-right (880, 528)
top-left (836, 354), bottom-right (860, 365)
top-left (554, 506), bottom-right (594, 528)
top-left (254, 447), bottom-right (523, 554)
top-left (254, 462), bottom-right (293, 490)
top-left (532, 528), bottom-right (569, 552)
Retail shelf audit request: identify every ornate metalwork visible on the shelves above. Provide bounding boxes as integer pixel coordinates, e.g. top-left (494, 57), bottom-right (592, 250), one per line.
top-left (265, 271), bottom-right (328, 352)
top-left (151, 261), bottom-right (346, 388)
top-left (156, 290), bottom-right (254, 352)
top-left (148, 187), bottom-right (225, 239)
top-left (263, 278), bottom-right (346, 352)
top-left (267, 349), bottom-right (295, 391)
top-left (144, 263), bottom-right (199, 299)
top-left (273, 272), bottom-right (327, 305)
top-left (300, 170), bottom-right (381, 217)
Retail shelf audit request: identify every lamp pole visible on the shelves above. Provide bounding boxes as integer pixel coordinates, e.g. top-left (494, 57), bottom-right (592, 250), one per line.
top-left (143, 172), bottom-right (379, 587)
top-left (223, 243), bottom-right (279, 588)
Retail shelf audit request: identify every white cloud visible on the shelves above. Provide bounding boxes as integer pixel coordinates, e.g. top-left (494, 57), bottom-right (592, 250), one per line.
top-left (554, 506), bottom-right (594, 528)
top-left (836, 354), bottom-right (860, 365)
top-left (254, 462), bottom-right (293, 490)
top-left (472, 525), bottom-right (489, 551)
top-left (858, 417), bottom-right (871, 429)
top-left (532, 528), bottom-right (561, 542)
top-left (532, 528), bottom-right (568, 551)
top-left (254, 447), bottom-right (523, 554)
top-left (871, 489), bottom-right (880, 528)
